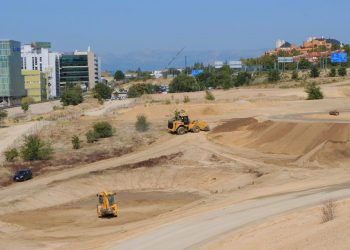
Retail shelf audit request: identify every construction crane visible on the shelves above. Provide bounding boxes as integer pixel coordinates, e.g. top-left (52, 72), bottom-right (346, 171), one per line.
top-left (166, 47), bottom-right (186, 69)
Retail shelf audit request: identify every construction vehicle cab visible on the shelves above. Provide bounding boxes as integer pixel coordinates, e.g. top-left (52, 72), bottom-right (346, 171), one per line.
top-left (168, 110), bottom-right (210, 135)
top-left (97, 191), bottom-right (118, 218)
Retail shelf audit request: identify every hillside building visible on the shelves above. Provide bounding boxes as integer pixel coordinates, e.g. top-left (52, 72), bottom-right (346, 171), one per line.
top-left (266, 37), bottom-right (343, 62)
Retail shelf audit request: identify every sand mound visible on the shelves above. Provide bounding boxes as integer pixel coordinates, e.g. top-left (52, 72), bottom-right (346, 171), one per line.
top-left (211, 118), bottom-right (350, 165)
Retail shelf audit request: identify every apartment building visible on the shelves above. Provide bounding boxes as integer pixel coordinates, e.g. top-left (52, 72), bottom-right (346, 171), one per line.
top-left (21, 42), bottom-right (61, 98)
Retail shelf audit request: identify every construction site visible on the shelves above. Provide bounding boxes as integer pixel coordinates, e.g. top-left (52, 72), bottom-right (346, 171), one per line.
top-left (2, 77), bottom-right (350, 250)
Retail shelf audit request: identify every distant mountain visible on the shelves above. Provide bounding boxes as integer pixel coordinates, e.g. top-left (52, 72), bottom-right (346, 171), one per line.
top-left (100, 48), bottom-right (266, 72)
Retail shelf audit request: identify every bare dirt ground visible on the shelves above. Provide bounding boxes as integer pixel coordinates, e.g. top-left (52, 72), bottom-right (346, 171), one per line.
top-left (202, 198), bottom-right (350, 250)
top-left (2, 80), bottom-right (350, 249)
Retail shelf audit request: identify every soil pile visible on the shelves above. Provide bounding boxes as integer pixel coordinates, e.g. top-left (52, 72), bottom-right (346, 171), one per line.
top-left (211, 118), bottom-right (350, 165)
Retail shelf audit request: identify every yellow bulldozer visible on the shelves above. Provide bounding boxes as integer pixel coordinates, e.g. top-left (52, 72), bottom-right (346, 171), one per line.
top-left (97, 191), bottom-right (119, 218)
top-left (168, 110), bottom-right (210, 135)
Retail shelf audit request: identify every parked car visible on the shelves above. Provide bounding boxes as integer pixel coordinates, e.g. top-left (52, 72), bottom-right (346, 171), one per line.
top-left (13, 169), bottom-right (32, 182)
top-left (329, 110), bottom-right (340, 116)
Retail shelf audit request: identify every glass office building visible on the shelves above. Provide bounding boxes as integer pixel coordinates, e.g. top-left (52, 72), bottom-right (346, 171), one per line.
top-left (0, 40), bottom-right (25, 105)
top-left (60, 54), bottom-right (89, 89)
top-left (59, 49), bottom-right (100, 92)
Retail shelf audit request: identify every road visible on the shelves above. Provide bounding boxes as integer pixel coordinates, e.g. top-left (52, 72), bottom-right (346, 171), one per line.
top-left (111, 183), bottom-right (350, 250)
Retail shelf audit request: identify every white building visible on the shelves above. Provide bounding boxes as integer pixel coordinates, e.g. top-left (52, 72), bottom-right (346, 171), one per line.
top-left (276, 39), bottom-right (286, 49)
top-left (21, 42), bottom-right (61, 98)
top-left (152, 70), bottom-right (163, 79)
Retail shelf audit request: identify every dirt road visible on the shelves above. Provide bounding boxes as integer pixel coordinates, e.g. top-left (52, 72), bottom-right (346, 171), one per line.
top-left (111, 183), bottom-right (350, 250)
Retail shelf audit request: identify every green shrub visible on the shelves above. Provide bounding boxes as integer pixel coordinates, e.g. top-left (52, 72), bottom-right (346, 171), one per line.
top-left (60, 84), bottom-right (83, 106)
top-left (310, 66), bottom-right (320, 78)
top-left (234, 72), bottom-right (251, 86)
top-left (291, 71), bottom-right (299, 80)
top-left (4, 148), bottom-right (19, 162)
top-left (205, 90), bottom-right (215, 101)
top-left (183, 95), bottom-right (190, 103)
top-left (93, 83), bottom-right (112, 100)
top-left (0, 109), bottom-right (7, 124)
top-left (329, 68), bottom-right (336, 77)
top-left (20, 135), bottom-right (53, 161)
top-left (21, 102), bottom-right (29, 112)
top-left (338, 67), bottom-right (347, 77)
top-left (86, 130), bottom-right (98, 143)
top-left (72, 135), bottom-right (81, 149)
top-left (127, 83), bottom-right (160, 98)
top-left (169, 74), bottom-right (201, 93)
top-left (93, 122), bottom-right (113, 138)
top-left (21, 97), bottom-right (34, 112)
top-left (305, 82), bottom-right (324, 100)
top-left (268, 70), bottom-right (281, 82)
top-left (135, 114), bottom-right (150, 132)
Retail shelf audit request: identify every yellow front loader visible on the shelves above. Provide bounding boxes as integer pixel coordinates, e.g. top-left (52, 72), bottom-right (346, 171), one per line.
top-left (168, 110), bottom-right (210, 135)
top-left (97, 191), bottom-right (118, 218)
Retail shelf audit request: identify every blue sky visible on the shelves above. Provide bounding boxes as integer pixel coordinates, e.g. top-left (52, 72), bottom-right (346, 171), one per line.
top-left (1, 0), bottom-right (349, 70)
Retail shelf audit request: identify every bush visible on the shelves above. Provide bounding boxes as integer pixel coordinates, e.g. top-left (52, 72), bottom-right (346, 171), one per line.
top-left (128, 83), bottom-right (159, 98)
top-left (0, 109), bottom-right (7, 124)
top-left (329, 68), bottom-right (336, 77)
top-left (4, 148), bottom-right (19, 162)
top-left (72, 135), bottom-right (81, 149)
top-left (291, 71), bottom-right (299, 80)
top-left (310, 66), bottom-right (320, 78)
top-left (169, 74), bottom-right (201, 93)
top-left (305, 82), bottom-right (323, 100)
top-left (205, 90), bottom-right (215, 101)
top-left (338, 67), bottom-right (347, 77)
top-left (183, 95), bottom-right (190, 103)
top-left (234, 72), bottom-right (251, 86)
top-left (214, 71), bottom-right (234, 89)
top-left (86, 130), bottom-right (98, 143)
top-left (94, 83), bottom-right (113, 100)
top-left (93, 122), bottom-right (113, 138)
top-left (165, 99), bottom-right (171, 105)
top-left (268, 70), bottom-right (281, 82)
top-left (60, 85), bottom-right (83, 106)
top-left (135, 114), bottom-right (150, 132)
top-left (20, 135), bottom-right (53, 161)
top-left (21, 102), bottom-right (29, 112)
top-left (321, 200), bottom-right (336, 223)
top-left (21, 97), bottom-right (34, 112)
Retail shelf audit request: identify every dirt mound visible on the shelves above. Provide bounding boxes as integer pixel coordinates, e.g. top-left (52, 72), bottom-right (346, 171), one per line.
top-left (310, 141), bottom-right (350, 165)
top-left (90, 152), bottom-right (183, 175)
top-left (210, 118), bottom-right (350, 165)
top-left (212, 118), bottom-right (257, 133)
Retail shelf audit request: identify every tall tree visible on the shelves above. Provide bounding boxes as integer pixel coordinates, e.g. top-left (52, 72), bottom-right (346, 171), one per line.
top-left (114, 70), bottom-right (125, 81)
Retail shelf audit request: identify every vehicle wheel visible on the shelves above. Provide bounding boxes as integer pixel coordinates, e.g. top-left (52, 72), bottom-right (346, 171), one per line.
top-left (204, 125), bottom-right (210, 131)
top-left (192, 126), bottom-right (200, 133)
top-left (177, 127), bottom-right (186, 135)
